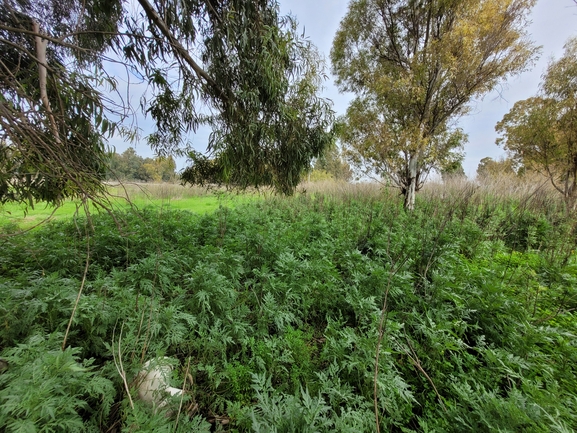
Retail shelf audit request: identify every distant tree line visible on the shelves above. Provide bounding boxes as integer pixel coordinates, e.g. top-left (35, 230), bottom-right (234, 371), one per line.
top-left (107, 148), bottom-right (176, 182)
top-left (476, 157), bottom-right (517, 179)
top-left (309, 146), bottom-right (353, 182)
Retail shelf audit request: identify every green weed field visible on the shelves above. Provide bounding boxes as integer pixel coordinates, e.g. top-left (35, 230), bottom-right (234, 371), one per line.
top-left (0, 185), bottom-right (576, 432)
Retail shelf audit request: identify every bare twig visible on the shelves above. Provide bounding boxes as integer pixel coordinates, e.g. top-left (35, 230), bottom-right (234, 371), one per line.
top-left (62, 200), bottom-right (91, 350)
top-left (374, 278), bottom-right (391, 433)
top-left (136, 0), bottom-right (226, 99)
top-left (533, 305), bottom-right (577, 325)
top-left (175, 357), bottom-right (192, 429)
top-left (0, 206), bottom-right (59, 239)
top-left (112, 323), bottom-right (135, 410)
top-left (404, 335), bottom-right (447, 412)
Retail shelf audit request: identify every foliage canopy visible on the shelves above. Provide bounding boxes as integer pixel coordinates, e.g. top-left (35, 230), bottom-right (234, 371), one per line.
top-left (309, 145), bottom-right (353, 182)
top-left (331, 0), bottom-right (538, 208)
top-left (496, 37), bottom-right (577, 208)
top-left (0, 0), bottom-right (334, 205)
top-left (476, 156), bottom-right (516, 179)
top-left (107, 148), bottom-right (176, 182)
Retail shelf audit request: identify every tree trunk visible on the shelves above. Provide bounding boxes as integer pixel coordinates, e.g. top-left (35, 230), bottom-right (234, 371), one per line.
top-left (404, 153), bottom-right (418, 211)
top-left (565, 171), bottom-right (577, 213)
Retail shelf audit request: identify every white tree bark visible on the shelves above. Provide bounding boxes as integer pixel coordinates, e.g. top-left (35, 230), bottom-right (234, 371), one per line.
top-left (404, 153), bottom-right (418, 211)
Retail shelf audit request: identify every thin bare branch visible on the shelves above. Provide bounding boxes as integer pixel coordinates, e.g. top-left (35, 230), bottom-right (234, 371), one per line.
top-left (62, 199), bottom-right (91, 350)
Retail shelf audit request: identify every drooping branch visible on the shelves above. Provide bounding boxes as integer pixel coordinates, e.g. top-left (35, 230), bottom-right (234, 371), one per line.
top-left (136, 0), bottom-right (227, 101)
top-left (32, 19), bottom-right (61, 144)
top-left (1, 0), bottom-right (334, 203)
top-left (202, 0), bottom-right (223, 24)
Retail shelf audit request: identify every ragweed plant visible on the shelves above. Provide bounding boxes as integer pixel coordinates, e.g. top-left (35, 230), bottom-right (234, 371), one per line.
top-left (0, 183), bottom-right (576, 431)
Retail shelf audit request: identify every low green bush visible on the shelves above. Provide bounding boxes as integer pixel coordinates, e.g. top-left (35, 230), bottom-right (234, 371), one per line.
top-left (0, 193), bottom-right (576, 431)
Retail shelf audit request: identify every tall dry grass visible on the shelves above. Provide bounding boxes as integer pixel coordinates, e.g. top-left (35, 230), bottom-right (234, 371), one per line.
top-left (297, 172), bottom-right (571, 219)
top-left (105, 182), bottom-right (216, 202)
top-left (297, 180), bottom-right (395, 202)
top-left (105, 175), bottom-right (569, 219)
top-left (422, 172), bottom-right (566, 215)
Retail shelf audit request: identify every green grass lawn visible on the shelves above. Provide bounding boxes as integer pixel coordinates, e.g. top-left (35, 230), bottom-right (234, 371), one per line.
top-left (0, 183), bottom-right (262, 228)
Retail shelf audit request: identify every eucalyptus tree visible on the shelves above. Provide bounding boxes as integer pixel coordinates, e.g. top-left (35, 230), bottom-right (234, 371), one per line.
top-left (331, 0), bottom-right (538, 209)
top-left (476, 156), bottom-right (516, 180)
top-left (496, 38), bottom-right (577, 209)
top-left (0, 0), bottom-right (334, 207)
top-left (339, 96), bottom-right (467, 193)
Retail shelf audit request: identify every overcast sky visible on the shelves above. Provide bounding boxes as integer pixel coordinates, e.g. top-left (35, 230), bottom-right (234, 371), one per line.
top-left (116, 0), bottom-right (577, 178)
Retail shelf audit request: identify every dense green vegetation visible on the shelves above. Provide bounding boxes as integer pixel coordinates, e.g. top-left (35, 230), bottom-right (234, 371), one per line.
top-left (106, 149), bottom-right (177, 183)
top-left (0, 188), bottom-right (576, 432)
